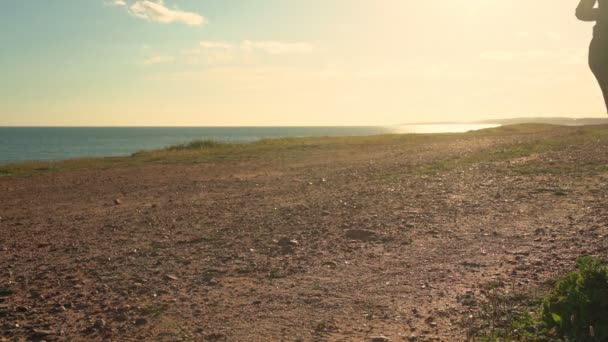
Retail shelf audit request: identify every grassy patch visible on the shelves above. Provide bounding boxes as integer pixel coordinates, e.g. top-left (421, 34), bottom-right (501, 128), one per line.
top-left (140, 304), bottom-right (168, 317)
top-left (510, 163), bottom-right (608, 176)
top-left (542, 257), bottom-right (608, 341)
top-left (472, 257), bottom-right (608, 341)
top-left (1, 124), bottom-right (607, 177)
top-left (409, 139), bottom-right (558, 176)
top-left (411, 125), bottom-right (608, 176)
top-left (0, 133), bottom-right (442, 176)
top-left (166, 139), bottom-right (227, 151)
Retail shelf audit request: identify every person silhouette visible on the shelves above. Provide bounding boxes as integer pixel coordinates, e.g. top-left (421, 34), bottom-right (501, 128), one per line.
top-left (577, 0), bottom-right (608, 113)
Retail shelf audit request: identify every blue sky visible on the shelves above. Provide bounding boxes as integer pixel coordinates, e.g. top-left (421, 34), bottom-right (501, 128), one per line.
top-left (0, 1), bottom-right (604, 126)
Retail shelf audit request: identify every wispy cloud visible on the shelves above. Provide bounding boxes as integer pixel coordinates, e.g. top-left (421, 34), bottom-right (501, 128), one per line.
top-left (198, 40), bottom-right (313, 54)
top-left (241, 41), bottom-right (313, 54)
top-left (107, 0), bottom-right (127, 6)
top-left (144, 55), bottom-right (175, 65)
top-left (180, 40), bottom-right (315, 66)
top-left (111, 0), bottom-right (206, 26)
top-left (199, 41), bottom-right (232, 49)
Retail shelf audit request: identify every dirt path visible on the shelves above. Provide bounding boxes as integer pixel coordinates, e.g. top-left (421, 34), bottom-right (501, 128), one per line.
top-left (1, 126), bottom-right (608, 341)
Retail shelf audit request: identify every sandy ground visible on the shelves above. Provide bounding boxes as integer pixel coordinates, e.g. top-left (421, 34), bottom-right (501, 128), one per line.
top-left (1, 126), bottom-right (608, 341)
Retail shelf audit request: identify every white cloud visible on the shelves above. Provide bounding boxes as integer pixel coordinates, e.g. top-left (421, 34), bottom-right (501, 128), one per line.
top-left (122, 0), bottom-right (206, 26)
top-left (144, 56), bottom-right (175, 65)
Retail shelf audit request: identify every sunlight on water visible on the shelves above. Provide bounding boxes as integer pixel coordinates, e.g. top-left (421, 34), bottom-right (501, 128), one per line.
top-left (393, 124), bottom-right (501, 134)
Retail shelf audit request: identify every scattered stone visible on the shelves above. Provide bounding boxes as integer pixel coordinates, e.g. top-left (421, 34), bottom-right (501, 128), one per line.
top-left (135, 318), bottom-right (148, 326)
top-left (164, 275), bottom-right (179, 281)
top-left (370, 336), bottom-right (390, 342)
top-left (94, 319), bottom-right (106, 330)
top-left (31, 329), bottom-right (55, 338)
top-left (277, 237), bottom-right (298, 247)
top-left (205, 333), bottom-right (227, 341)
top-left (345, 229), bottom-right (379, 242)
top-left (323, 261), bottom-right (338, 268)
top-left (0, 289), bottom-right (14, 297)
top-left (114, 199), bottom-right (122, 205)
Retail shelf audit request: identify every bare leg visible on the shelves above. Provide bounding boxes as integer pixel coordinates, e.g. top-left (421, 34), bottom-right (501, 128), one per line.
top-left (589, 37), bottom-right (608, 114)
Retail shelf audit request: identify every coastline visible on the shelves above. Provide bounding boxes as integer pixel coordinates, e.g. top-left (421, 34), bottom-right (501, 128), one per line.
top-left (0, 124), bottom-right (502, 166)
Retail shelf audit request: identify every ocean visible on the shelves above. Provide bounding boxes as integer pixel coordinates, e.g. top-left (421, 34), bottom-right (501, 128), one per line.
top-left (0, 124), bottom-right (498, 164)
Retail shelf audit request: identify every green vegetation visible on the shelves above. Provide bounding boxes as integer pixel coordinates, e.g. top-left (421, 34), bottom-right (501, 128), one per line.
top-left (473, 257), bottom-right (608, 341)
top-left (1, 124), bottom-right (607, 177)
top-left (543, 257), bottom-right (608, 341)
top-left (414, 124), bottom-right (608, 176)
top-left (0, 132), bottom-right (448, 176)
top-left (165, 139), bottom-right (226, 150)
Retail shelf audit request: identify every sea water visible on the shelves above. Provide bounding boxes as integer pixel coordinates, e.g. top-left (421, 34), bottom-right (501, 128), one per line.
top-left (0, 124), bottom-right (498, 164)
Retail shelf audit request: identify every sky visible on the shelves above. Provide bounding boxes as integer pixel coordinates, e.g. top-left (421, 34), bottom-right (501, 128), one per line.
top-left (0, 0), bottom-right (605, 126)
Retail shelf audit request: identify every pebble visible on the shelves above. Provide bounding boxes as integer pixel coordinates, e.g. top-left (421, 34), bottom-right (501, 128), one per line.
top-left (32, 329), bottom-right (55, 337)
top-left (323, 261), bottom-right (338, 268)
top-left (94, 319), bottom-right (106, 330)
top-left (277, 237), bottom-right (298, 247)
top-left (345, 229), bottom-right (379, 241)
top-left (135, 318), bottom-right (148, 326)
top-left (370, 336), bottom-right (390, 342)
top-left (114, 199), bottom-right (122, 205)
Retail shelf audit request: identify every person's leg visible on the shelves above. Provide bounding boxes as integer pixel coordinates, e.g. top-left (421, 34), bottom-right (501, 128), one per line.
top-left (589, 37), bottom-right (608, 113)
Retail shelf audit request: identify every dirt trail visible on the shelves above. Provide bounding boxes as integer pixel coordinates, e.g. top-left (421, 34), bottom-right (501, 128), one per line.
top-left (1, 126), bottom-right (608, 341)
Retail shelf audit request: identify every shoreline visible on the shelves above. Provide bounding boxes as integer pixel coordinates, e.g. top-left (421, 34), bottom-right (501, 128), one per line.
top-left (0, 124), bottom-right (505, 166)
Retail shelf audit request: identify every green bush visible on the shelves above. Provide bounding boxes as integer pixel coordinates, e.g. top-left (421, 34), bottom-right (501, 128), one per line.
top-left (542, 257), bottom-right (608, 341)
top-left (168, 139), bottom-right (225, 150)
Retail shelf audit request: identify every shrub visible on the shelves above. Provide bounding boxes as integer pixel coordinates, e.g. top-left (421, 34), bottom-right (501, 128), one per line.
top-left (168, 139), bottom-right (225, 150)
top-left (542, 257), bottom-right (608, 341)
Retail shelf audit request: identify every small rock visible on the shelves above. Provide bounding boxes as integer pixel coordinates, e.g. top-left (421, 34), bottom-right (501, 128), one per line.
top-left (135, 318), bottom-right (148, 326)
top-left (345, 229), bottom-right (379, 241)
top-left (205, 333), bottom-right (227, 341)
top-left (370, 336), bottom-right (390, 342)
top-left (94, 319), bottom-right (106, 330)
top-left (114, 199), bottom-right (122, 205)
top-left (32, 329), bottom-right (55, 337)
top-left (323, 261), bottom-right (338, 268)
top-left (164, 275), bottom-right (179, 281)
top-left (277, 237), bottom-right (298, 247)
